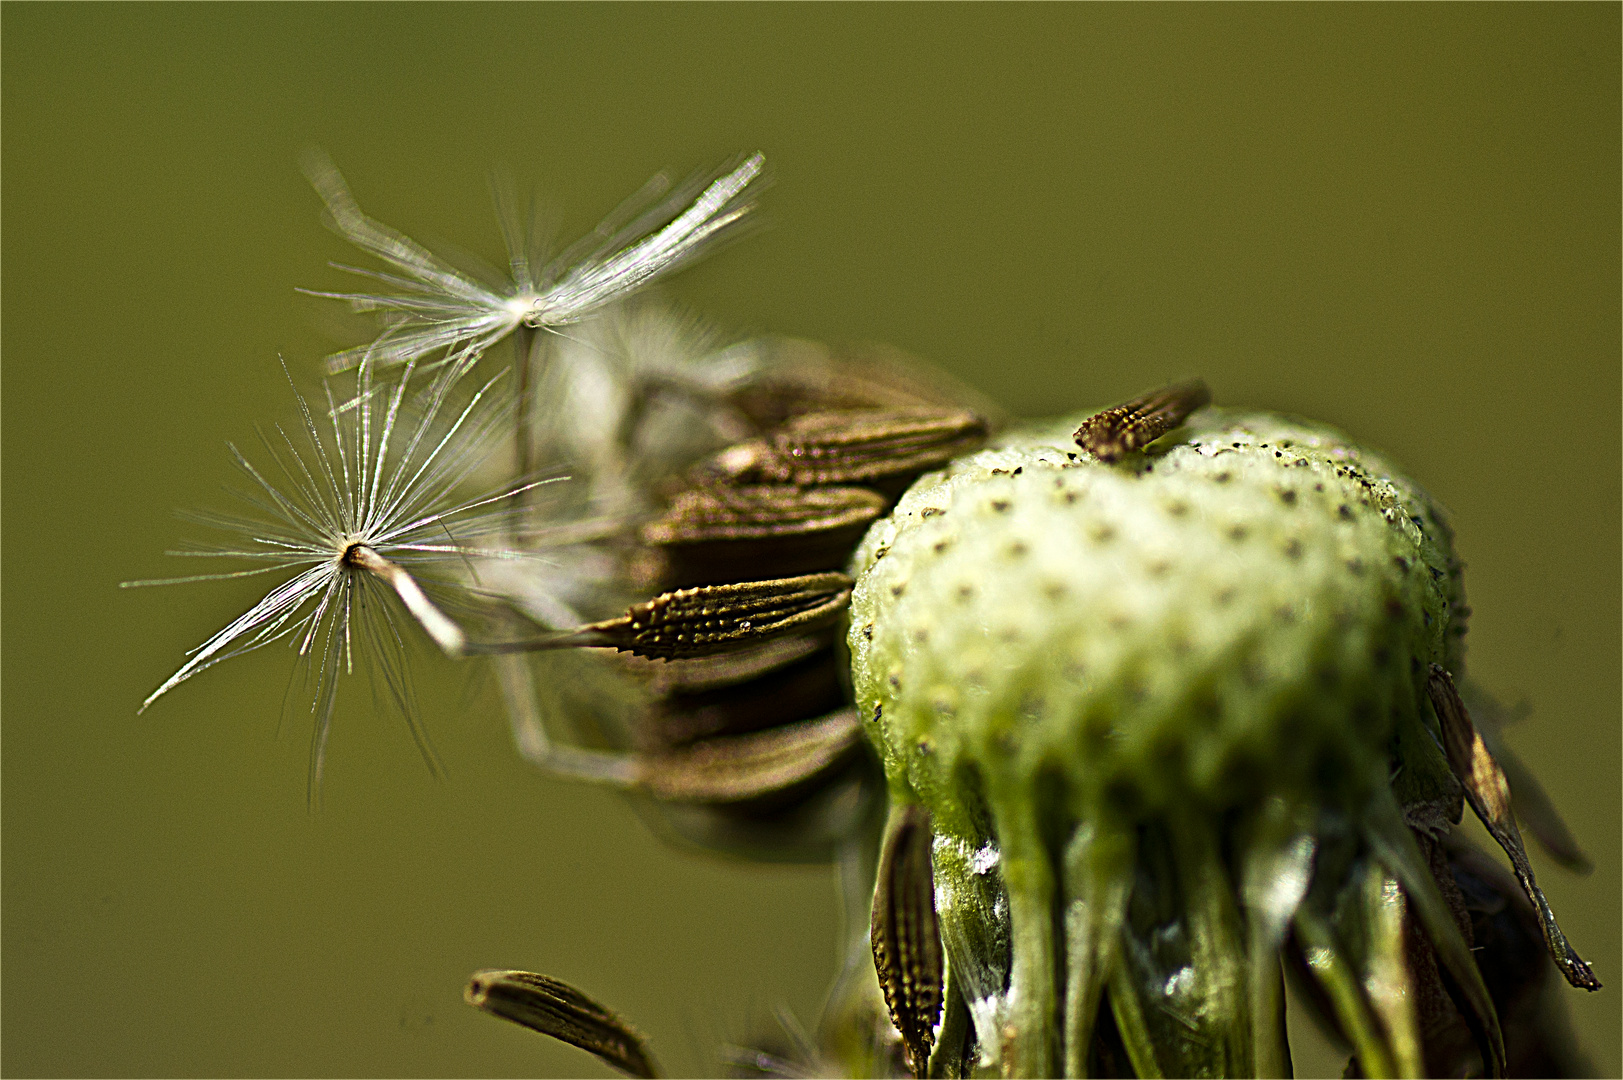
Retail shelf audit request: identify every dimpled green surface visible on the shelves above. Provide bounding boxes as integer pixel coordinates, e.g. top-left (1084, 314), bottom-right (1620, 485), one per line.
top-left (849, 409), bottom-right (1466, 831)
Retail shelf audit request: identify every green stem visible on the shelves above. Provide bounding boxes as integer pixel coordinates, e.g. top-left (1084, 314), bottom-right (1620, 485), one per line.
top-left (1060, 817), bottom-right (1134, 1078)
top-left (990, 788), bottom-right (1056, 1078)
top-left (1361, 792), bottom-right (1505, 1077)
top-left (1293, 905), bottom-right (1397, 1079)
top-left (1239, 802), bottom-right (1315, 1080)
top-left (927, 957), bottom-right (972, 1079)
top-left (512, 324), bottom-right (535, 508)
top-left (1168, 814), bottom-right (1254, 1077)
top-left (1351, 861), bottom-right (1424, 1079)
top-left (1247, 951), bottom-right (1291, 1080)
top-left (1106, 962), bottom-right (1164, 1080)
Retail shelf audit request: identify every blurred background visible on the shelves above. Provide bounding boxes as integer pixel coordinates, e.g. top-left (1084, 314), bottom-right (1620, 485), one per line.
top-left (4, 6), bottom-right (1617, 1077)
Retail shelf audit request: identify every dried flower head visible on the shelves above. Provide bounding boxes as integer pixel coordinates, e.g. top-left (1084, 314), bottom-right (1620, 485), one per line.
top-left (127, 359), bottom-right (548, 788)
top-left (481, 367), bottom-right (1598, 1079)
top-left (301, 151), bottom-right (766, 376)
top-left (849, 402), bottom-right (1598, 1077)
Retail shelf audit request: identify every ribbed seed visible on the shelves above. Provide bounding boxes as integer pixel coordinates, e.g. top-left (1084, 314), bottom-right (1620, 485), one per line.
top-left (628, 633), bottom-right (834, 696)
top-left (636, 708), bottom-right (862, 803)
top-left (704, 409), bottom-right (988, 489)
top-left (871, 804), bottom-right (945, 1078)
top-left (645, 645), bottom-right (844, 748)
top-left (464, 969), bottom-right (660, 1078)
top-left (573, 573), bottom-right (853, 660)
top-left (1073, 378), bottom-right (1211, 463)
top-left (643, 485), bottom-right (886, 586)
top-left (729, 339), bottom-right (1006, 429)
top-left (1427, 665), bottom-right (1600, 991)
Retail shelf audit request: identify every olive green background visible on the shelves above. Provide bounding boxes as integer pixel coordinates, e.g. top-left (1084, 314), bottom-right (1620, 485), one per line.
top-left (4, 6), bottom-right (1617, 1077)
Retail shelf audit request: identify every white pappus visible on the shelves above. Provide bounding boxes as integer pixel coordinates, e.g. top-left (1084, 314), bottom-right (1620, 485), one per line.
top-left (126, 358), bottom-right (554, 790)
top-left (302, 150), bottom-right (767, 377)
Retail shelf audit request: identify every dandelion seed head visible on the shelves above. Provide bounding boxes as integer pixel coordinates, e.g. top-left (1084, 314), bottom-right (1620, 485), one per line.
top-left (127, 356), bottom-right (559, 787)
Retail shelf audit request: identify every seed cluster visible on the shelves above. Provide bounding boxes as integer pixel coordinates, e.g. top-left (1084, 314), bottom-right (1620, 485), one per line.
top-left (549, 383), bottom-right (993, 866)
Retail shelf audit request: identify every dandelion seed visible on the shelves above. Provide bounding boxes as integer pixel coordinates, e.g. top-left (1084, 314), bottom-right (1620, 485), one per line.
top-left (301, 150), bottom-right (767, 377)
top-left (126, 357), bottom-right (554, 790)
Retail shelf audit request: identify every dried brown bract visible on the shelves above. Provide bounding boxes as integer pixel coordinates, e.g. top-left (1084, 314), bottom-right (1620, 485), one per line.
top-left (643, 485), bottom-right (887, 586)
top-left (636, 708), bottom-right (863, 803)
top-left (1426, 665), bottom-right (1600, 991)
top-left (640, 639), bottom-right (844, 748)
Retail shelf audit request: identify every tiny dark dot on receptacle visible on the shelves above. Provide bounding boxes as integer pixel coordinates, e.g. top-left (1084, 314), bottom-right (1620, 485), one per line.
top-left (1338, 504), bottom-right (1353, 520)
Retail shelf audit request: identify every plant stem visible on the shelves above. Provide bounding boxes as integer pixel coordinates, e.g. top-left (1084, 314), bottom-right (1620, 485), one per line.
top-left (512, 323), bottom-right (536, 506)
top-left (346, 544), bottom-right (466, 656)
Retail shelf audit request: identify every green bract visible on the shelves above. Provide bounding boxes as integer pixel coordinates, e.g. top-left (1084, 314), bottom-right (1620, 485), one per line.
top-left (849, 409), bottom-right (1489, 1078)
